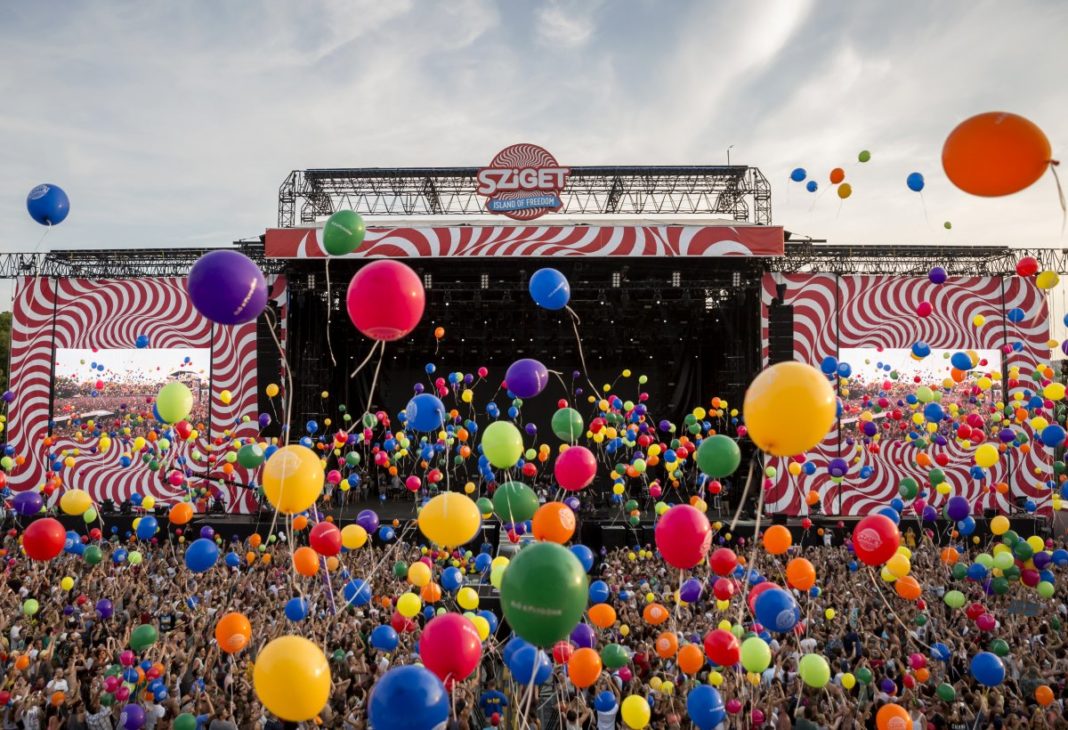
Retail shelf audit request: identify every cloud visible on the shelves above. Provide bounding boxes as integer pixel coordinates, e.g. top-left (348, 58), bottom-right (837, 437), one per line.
top-left (535, 0), bottom-right (603, 48)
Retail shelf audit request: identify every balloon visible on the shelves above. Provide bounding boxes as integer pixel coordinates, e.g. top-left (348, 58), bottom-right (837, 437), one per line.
top-left (12, 491), bottom-right (43, 516)
top-left (528, 268), bottom-right (571, 310)
top-left (703, 629), bottom-right (740, 666)
top-left (169, 502), bottom-right (194, 525)
top-left (420, 614), bottom-right (482, 685)
top-left (754, 588), bottom-right (800, 632)
top-left (762, 524), bottom-right (792, 555)
top-left (482, 421), bottom-right (523, 468)
top-left (567, 647), bottom-right (602, 688)
top-left (119, 704), bottom-right (145, 730)
top-left (405, 393), bottom-right (446, 431)
top-left (418, 492), bottom-right (481, 548)
top-left (798, 654), bottom-right (831, 688)
top-left (687, 686), bottom-right (726, 730)
top-left (253, 636), bottom-right (331, 721)
top-left (368, 665), bottom-right (449, 730)
top-left (970, 651), bottom-right (1005, 686)
top-left (174, 714), bottom-right (197, 730)
top-left (262, 445), bottom-right (324, 514)
top-left (695, 435), bottom-right (740, 477)
top-left (555, 445), bottom-right (597, 491)
top-left (740, 637), bottom-right (771, 673)
top-left (786, 558), bottom-right (816, 591)
top-left (59, 489), bottom-right (92, 516)
top-left (156, 382), bottom-right (193, 424)
top-left (654, 505), bottom-right (711, 569)
top-left (829, 168), bottom-right (845, 184)
top-left (129, 624), bottom-right (158, 652)
top-left (509, 644), bottom-right (552, 685)
top-left (551, 407), bottom-right (584, 442)
top-left (23, 518), bottom-right (65, 561)
top-left (505, 358), bottom-right (549, 398)
top-left (790, 168), bottom-right (807, 182)
top-left (678, 643), bottom-right (704, 674)
top-left (500, 543), bottom-right (587, 646)
top-left (975, 443), bottom-right (999, 468)
top-left (341, 524), bottom-right (368, 550)
top-left (135, 515), bottom-right (158, 541)
top-left (215, 612), bottom-right (252, 653)
top-left (570, 544), bottom-right (594, 572)
top-left (1036, 685), bottom-right (1054, 706)
top-left (322, 210), bottom-right (366, 255)
top-left (837, 183), bottom-right (852, 199)
top-left (532, 502), bottom-right (576, 544)
top-left (187, 250), bottom-right (267, 325)
top-left (906, 172), bottom-right (925, 192)
top-left (492, 482), bottom-right (540, 523)
top-left (806, 180), bottom-right (818, 193)
top-left (942, 112), bottom-right (1051, 196)
top-left (744, 362), bottom-right (836, 456)
top-left (621, 696), bottom-right (650, 729)
top-left (851, 515), bottom-right (900, 565)
top-left (946, 495), bottom-right (970, 521)
top-left (184, 538), bottom-right (219, 573)
top-left (26, 184), bottom-right (70, 225)
top-left (876, 703), bottom-right (910, 730)
top-left (346, 260), bottom-right (425, 341)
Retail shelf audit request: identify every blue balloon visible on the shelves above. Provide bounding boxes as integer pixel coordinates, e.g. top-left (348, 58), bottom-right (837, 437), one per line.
top-left (1007, 307), bottom-right (1025, 323)
top-left (958, 516), bottom-right (976, 536)
top-left (224, 552), bottom-right (241, 568)
top-left (1040, 424), bottom-right (1065, 447)
top-left (285, 597), bottom-right (309, 621)
top-left (753, 588), bottom-right (800, 632)
top-left (790, 168), bottom-right (807, 182)
top-left (184, 538), bottom-right (219, 573)
top-left (405, 393), bottom-right (446, 432)
top-left (595, 691), bottom-right (617, 713)
top-left (135, 334), bottom-right (150, 349)
top-left (306, 420), bottom-right (318, 434)
top-left (368, 666), bottom-right (449, 730)
top-left (528, 268), bottom-right (571, 311)
top-left (806, 180), bottom-right (818, 193)
top-left (474, 553), bottom-right (492, 572)
top-left (923, 402), bottom-right (944, 422)
top-left (966, 562), bottom-right (987, 581)
top-left (371, 625), bottom-right (400, 652)
top-left (687, 685), bottom-right (726, 730)
top-left (877, 507), bottom-right (901, 525)
top-left (589, 580), bottom-right (610, 604)
top-left (135, 515), bottom-right (158, 541)
top-left (343, 579), bottom-right (372, 607)
top-left (950, 351), bottom-right (973, 371)
top-left (911, 341), bottom-right (931, 358)
top-left (819, 356), bottom-right (838, 375)
top-left (508, 645), bottom-right (552, 685)
top-left (970, 651), bottom-right (1005, 686)
top-left (1051, 549), bottom-right (1068, 567)
top-left (441, 566), bottom-right (463, 591)
top-left (378, 526), bottom-right (395, 541)
top-left (906, 172), bottom-right (925, 192)
top-left (26, 184), bottom-right (70, 225)
top-left (503, 636), bottom-right (533, 666)
top-left (930, 642), bottom-right (951, 662)
top-left (570, 544), bottom-right (595, 573)
top-left (836, 362), bottom-right (852, 378)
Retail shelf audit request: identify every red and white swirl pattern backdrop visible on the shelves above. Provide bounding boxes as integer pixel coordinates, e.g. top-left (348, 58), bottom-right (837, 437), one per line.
top-left (7, 277), bottom-right (260, 513)
top-left (265, 224), bottom-right (785, 258)
top-left (760, 274), bottom-right (1052, 516)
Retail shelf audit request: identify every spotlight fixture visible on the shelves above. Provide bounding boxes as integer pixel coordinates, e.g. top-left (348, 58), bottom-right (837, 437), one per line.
top-left (611, 272), bottom-right (621, 288)
top-left (671, 271), bottom-right (681, 287)
top-left (732, 271), bottom-right (742, 287)
top-left (306, 273), bottom-right (316, 288)
top-left (423, 273), bottom-right (433, 289)
top-left (480, 273), bottom-right (489, 290)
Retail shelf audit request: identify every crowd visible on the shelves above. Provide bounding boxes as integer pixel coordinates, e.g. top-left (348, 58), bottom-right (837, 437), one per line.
top-left (1, 509), bottom-right (1065, 730)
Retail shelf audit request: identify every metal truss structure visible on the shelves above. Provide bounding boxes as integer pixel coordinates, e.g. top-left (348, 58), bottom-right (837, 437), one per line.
top-left (277, 165), bottom-right (773, 227)
top-left (775, 242), bottom-right (1068, 277)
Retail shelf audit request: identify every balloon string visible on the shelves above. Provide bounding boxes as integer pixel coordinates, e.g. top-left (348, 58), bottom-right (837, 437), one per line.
top-left (864, 566), bottom-right (934, 652)
top-left (349, 341), bottom-right (381, 378)
top-left (1049, 161), bottom-right (1066, 234)
top-left (325, 258), bottom-right (337, 368)
top-left (31, 222), bottom-right (52, 254)
top-left (565, 306), bottom-right (600, 400)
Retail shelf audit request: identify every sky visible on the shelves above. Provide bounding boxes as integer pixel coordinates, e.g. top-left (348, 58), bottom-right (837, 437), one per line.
top-left (839, 347), bottom-right (1001, 383)
top-left (55, 348), bottom-right (210, 381)
top-left (0, 1), bottom-right (1066, 308)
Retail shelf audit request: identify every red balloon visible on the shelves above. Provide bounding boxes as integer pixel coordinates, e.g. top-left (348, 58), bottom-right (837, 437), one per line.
top-left (746, 582), bottom-right (780, 614)
top-left (552, 641), bottom-right (575, 664)
top-left (309, 522), bottom-right (342, 556)
top-left (709, 548), bottom-right (737, 576)
top-left (346, 260), bottom-right (426, 341)
top-left (390, 611), bottom-right (416, 633)
top-left (419, 614), bottom-right (483, 687)
top-left (703, 629), bottom-right (740, 666)
top-left (23, 518), bottom-right (65, 561)
top-left (554, 446), bottom-right (597, 492)
top-left (712, 577), bottom-right (735, 601)
top-left (851, 515), bottom-right (900, 566)
top-left (1016, 256), bottom-right (1040, 277)
top-left (654, 505), bottom-right (711, 569)
top-left (966, 603), bottom-right (986, 621)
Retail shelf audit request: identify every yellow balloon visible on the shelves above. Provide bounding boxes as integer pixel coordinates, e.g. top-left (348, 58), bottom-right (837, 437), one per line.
top-left (60, 577), bottom-right (74, 591)
top-left (886, 553), bottom-right (911, 578)
top-left (418, 492), bottom-right (481, 548)
top-left (407, 562), bottom-right (431, 587)
top-left (457, 587), bottom-right (479, 611)
top-left (261, 446), bottom-right (324, 515)
top-left (1044, 382), bottom-right (1066, 401)
top-left (220, 389), bottom-right (233, 405)
top-left (469, 615), bottom-right (490, 642)
top-left (841, 672), bottom-right (856, 689)
top-left (972, 314), bottom-right (986, 327)
top-left (341, 524), bottom-right (367, 550)
top-left (253, 636), bottom-right (330, 722)
top-left (825, 608), bottom-right (836, 620)
top-left (1036, 270), bottom-right (1060, 289)
top-left (1027, 535), bottom-right (1045, 553)
top-left (743, 362), bottom-right (836, 456)
top-left (990, 515), bottom-right (1010, 536)
top-left (621, 695), bottom-right (651, 729)
top-left (975, 443), bottom-right (999, 469)
top-left (141, 496), bottom-right (155, 511)
top-left (397, 592), bottom-right (422, 618)
top-left (265, 383), bottom-right (280, 398)
top-left (490, 565), bottom-right (507, 589)
top-left (709, 671), bottom-right (724, 686)
top-left (59, 489), bottom-right (92, 516)
top-left (620, 624), bottom-right (630, 637)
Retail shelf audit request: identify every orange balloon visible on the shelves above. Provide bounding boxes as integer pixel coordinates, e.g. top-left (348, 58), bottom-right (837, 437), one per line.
top-left (655, 631), bottom-right (678, 659)
top-left (588, 603), bottom-right (617, 630)
top-left (939, 548), bottom-right (959, 565)
top-left (643, 603), bottom-right (669, 625)
top-left (894, 575), bottom-right (922, 601)
top-left (261, 554), bottom-right (272, 566)
top-left (1035, 684), bottom-right (1054, 706)
top-left (785, 558), bottom-right (816, 591)
top-left (762, 525), bottom-right (792, 555)
top-left (942, 112), bottom-right (1051, 197)
top-left (50, 692), bottom-right (65, 707)
top-left (829, 168), bottom-right (845, 184)
top-left (677, 644), bottom-right (704, 675)
top-left (876, 703), bottom-right (911, 730)
top-left (15, 655), bottom-right (29, 671)
top-left (567, 647), bottom-right (602, 688)
top-left (292, 546), bottom-right (319, 577)
top-left (168, 502), bottom-right (193, 525)
top-left (293, 515), bottom-right (308, 531)
top-left (214, 612), bottom-right (252, 654)
top-left (245, 551), bottom-right (256, 564)
top-left (420, 582), bottom-right (442, 603)
top-left (914, 667), bottom-right (930, 683)
top-left (916, 452), bottom-right (931, 468)
top-left (249, 533), bottom-right (262, 549)
top-left (806, 490), bottom-right (820, 507)
top-left (996, 481), bottom-right (1010, 495)
top-left (531, 502), bottom-right (576, 544)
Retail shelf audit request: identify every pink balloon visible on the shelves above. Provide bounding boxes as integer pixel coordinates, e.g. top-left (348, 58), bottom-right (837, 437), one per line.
top-left (554, 446), bottom-right (597, 491)
top-left (654, 505), bottom-right (712, 569)
top-left (726, 699), bottom-right (742, 714)
top-left (114, 686), bottom-right (130, 702)
top-left (346, 260), bottom-right (425, 341)
top-left (119, 650), bottom-right (135, 667)
top-left (419, 614), bottom-right (483, 687)
top-left (617, 666), bottom-right (633, 682)
top-left (976, 613), bottom-right (996, 632)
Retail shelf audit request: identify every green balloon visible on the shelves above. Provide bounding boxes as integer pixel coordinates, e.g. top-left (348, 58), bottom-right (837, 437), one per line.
top-left (100, 693), bottom-right (114, 707)
top-left (130, 624), bottom-right (158, 652)
top-left (975, 553), bottom-right (994, 569)
top-left (500, 543), bottom-right (587, 646)
top-left (950, 564), bottom-right (967, 580)
top-left (482, 421), bottom-right (523, 468)
top-left (476, 497), bottom-right (493, 514)
top-left (392, 561), bottom-right (408, 579)
top-left (914, 614), bottom-right (928, 626)
top-left (551, 408), bottom-right (585, 442)
top-left (695, 435), bottom-right (741, 478)
top-left (345, 452), bottom-right (361, 466)
top-left (898, 478), bottom-right (918, 500)
top-left (798, 654), bottom-right (830, 688)
top-left (156, 381), bottom-right (193, 424)
top-left (993, 552), bottom-right (1015, 571)
top-left (1013, 541), bottom-right (1034, 560)
top-left (628, 515), bottom-right (640, 526)
top-left (927, 467), bottom-right (945, 485)
top-left (991, 577), bottom-right (1010, 595)
top-left (174, 713), bottom-right (197, 730)
top-left (493, 482), bottom-right (539, 523)
top-left (624, 499), bottom-right (638, 512)
top-left (1002, 530), bottom-right (1019, 547)
top-left (322, 210), bottom-right (366, 256)
top-left (128, 551), bottom-right (143, 566)
top-left (858, 150), bottom-right (871, 163)
top-left (855, 666), bottom-right (873, 685)
top-left (1037, 581), bottom-right (1055, 599)
top-left (944, 590), bottom-right (965, 609)
top-left (83, 507), bottom-right (98, 524)
top-left (740, 637), bottom-right (771, 673)
top-left (988, 638), bottom-right (1010, 657)
top-left (22, 599), bottom-right (39, 616)
top-left (601, 643), bottom-right (630, 669)
top-left (936, 683), bottom-right (956, 701)
top-left (84, 545), bottom-right (103, 565)
top-left (237, 444), bottom-right (265, 469)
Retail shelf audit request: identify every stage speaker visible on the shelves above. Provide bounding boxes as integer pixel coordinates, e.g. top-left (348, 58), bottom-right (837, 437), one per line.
top-left (983, 508), bottom-right (996, 520)
top-left (601, 525), bottom-right (627, 550)
top-left (771, 513), bottom-right (788, 526)
top-left (768, 303), bottom-right (794, 364)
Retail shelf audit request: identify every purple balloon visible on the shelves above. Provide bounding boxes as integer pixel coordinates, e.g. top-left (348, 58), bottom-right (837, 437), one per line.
top-left (524, 423), bottom-right (538, 436)
top-left (258, 413), bottom-right (271, 429)
top-left (564, 496), bottom-right (581, 511)
top-left (570, 623), bottom-right (596, 649)
top-left (922, 506), bottom-right (938, 522)
top-left (199, 526), bottom-right (215, 540)
top-left (505, 359), bottom-right (549, 398)
top-left (187, 250), bottom-right (267, 325)
top-left (357, 509), bottom-right (380, 533)
top-left (1, 390), bottom-right (14, 403)
top-left (679, 578), bottom-right (703, 603)
top-left (946, 496), bottom-right (970, 522)
top-left (96, 599), bottom-right (114, 619)
top-left (928, 266), bottom-right (948, 285)
top-left (119, 703), bottom-right (145, 730)
top-left (998, 428), bottom-right (1016, 443)
top-left (1033, 551), bottom-right (1052, 569)
top-left (12, 491), bottom-right (43, 516)
top-left (879, 678), bottom-right (896, 693)
top-left (413, 383), bottom-right (425, 394)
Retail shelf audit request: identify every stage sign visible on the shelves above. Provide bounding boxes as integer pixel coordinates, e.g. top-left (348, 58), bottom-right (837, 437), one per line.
top-left (477, 143), bottom-right (569, 220)
top-left (265, 224), bottom-right (785, 258)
